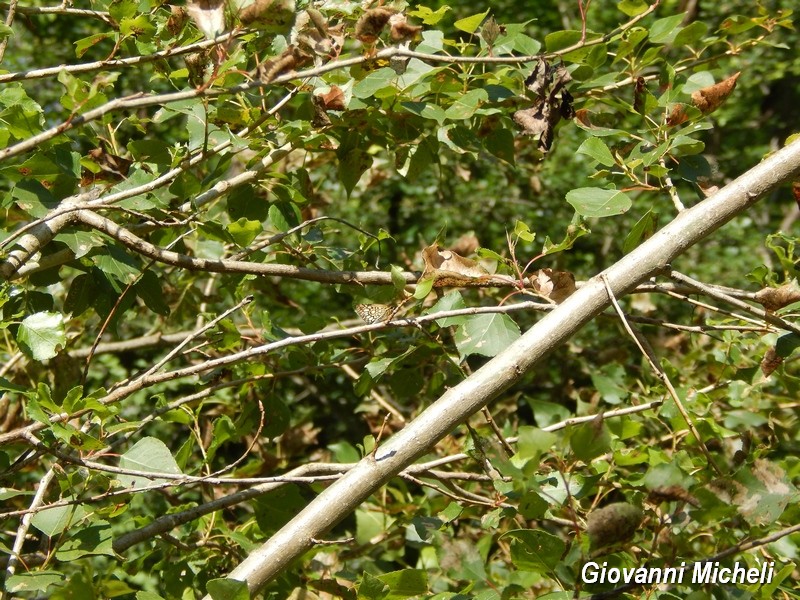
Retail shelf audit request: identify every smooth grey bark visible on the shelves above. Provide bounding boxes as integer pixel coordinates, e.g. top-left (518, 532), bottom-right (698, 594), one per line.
top-left (206, 138), bottom-right (800, 598)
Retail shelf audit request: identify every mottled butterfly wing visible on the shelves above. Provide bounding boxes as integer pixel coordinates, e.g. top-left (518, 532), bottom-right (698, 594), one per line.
top-left (354, 303), bottom-right (394, 324)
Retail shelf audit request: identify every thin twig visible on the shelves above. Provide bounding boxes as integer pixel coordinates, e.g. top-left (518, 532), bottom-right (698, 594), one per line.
top-left (341, 363), bottom-right (406, 422)
top-left (3, 466), bottom-right (56, 593)
top-left (0, 0), bottom-right (18, 63)
top-left (600, 274), bottom-right (722, 475)
top-left (667, 269), bottom-right (800, 336)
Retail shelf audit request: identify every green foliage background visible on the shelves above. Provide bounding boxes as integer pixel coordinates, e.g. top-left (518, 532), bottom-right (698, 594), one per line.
top-left (0, 0), bottom-right (799, 598)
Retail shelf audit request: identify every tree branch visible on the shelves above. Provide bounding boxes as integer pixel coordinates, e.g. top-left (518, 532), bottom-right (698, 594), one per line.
top-left (207, 138), bottom-right (800, 598)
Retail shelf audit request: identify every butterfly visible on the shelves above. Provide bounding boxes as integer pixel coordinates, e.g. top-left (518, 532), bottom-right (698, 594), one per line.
top-left (354, 303), bottom-right (395, 324)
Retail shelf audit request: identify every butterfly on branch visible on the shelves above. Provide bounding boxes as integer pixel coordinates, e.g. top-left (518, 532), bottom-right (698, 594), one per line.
top-left (354, 303), bottom-right (398, 324)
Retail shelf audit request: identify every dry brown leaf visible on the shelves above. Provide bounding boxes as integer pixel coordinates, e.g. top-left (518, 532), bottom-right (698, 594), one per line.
top-left (421, 244), bottom-right (489, 279)
top-left (760, 346), bottom-right (783, 377)
top-left (574, 108), bottom-right (593, 128)
top-left (186, 0), bottom-right (226, 38)
top-left (259, 46), bottom-right (310, 83)
top-left (318, 85), bottom-right (346, 111)
top-left (449, 233), bottom-right (480, 257)
top-left (691, 72), bottom-right (740, 114)
top-left (167, 5), bottom-right (188, 36)
top-left (389, 13), bottom-right (421, 41)
top-left (355, 8), bottom-right (395, 43)
top-left (647, 485), bottom-right (700, 507)
top-left (754, 280), bottom-right (800, 312)
top-left (514, 59), bottom-right (574, 151)
top-left (238, 0), bottom-right (295, 29)
top-left (530, 268), bottom-right (576, 303)
top-left (666, 103), bottom-right (688, 127)
top-left (81, 147), bottom-right (132, 186)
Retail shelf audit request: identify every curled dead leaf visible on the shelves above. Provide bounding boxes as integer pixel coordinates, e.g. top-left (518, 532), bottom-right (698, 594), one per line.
top-left (238, 0), bottom-right (296, 31)
top-left (421, 244), bottom-right (489, 279)
top-left (449, 233), bottom-right (480, 257)
top-left (167, 6), bottom-right (188, 36)
top-left (529, 268), bottom-right (576, 303)
top-left (355, 8), bottom-right (395, 43)
top-left (574, 109), bottom-right (593, 128)
top-left (647, 485), bottom-right (700, 507)
top-left (514, 59), bottom-right (574, 151)
top-left (754, 280), bottom-right (800, 312)
top-left (389, 13), bottom-right (421, 41)
top-left (760, 347), bottom-right (782, 377)
top-left (259, 46), bottom-right (310, 83)
top-left (317, 85), bottom-right (346, 111)
top-left (666, 103), bottom-right (688, 127)
top-left (691, 72), bottom-right (740, 114)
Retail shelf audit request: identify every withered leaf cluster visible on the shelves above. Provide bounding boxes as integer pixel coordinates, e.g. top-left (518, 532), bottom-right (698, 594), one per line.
top-left (355, 8), bottom-right (421, 44)
top-left (513, 58), bottom-right (575, 152)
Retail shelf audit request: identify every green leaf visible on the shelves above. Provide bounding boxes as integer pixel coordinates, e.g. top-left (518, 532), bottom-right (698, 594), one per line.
top-left (407, 5), bottom-right (450, 25)
top-left (117, 437), bottom-right (183, 489)
top-left (5, 572), bottom-right (65, 594)
top-left (649, 14), bottom-right (685, 44)
top-left (513, 220), bottom-right (536, 242)
top-left (454, 9), bottom-right (490, 34)
top-left (31, 501), bottom-right (86, 537)
top-left (352, 67), bottom-right (397, 99)
top-left (413, 277), bottom-right (435, 300)
top-left (502, 529), bottom-right (566, 572)
top-left (623, 210), bottom-right (658, 253)
top-left (565, 187), bottom-right (632, 218)
top-left (544, 30), bottom-right (581, 52)
top-left (577, 137), bottom-right (616, 167)
top-left (591, 363), bottom-right (628, 404)
top-left (455, 313), bottom-right (520, 358)
top-left (227, 218), bottom-right (262, 247)
top-left (357, 572), bottom-right (389, 600)
top-left (514, 426), bottom-right (559, 465)
top-left (484, 127), bottom-right (515, 164)
top-left (206, 578), bottom-right (249, 600)
top-left (570, 422), bottom-right (611, 461)
top-left (11, 179), bottom-right (57, 218)
top-left (518, 491), bottom-right (549, 519)
top-left (16, 311), bottom-right (66, 361)
top-left (376, 569), bottom-right (428, 598)
top-left (617, 0), bottom-right (648, 16)
top-left (337, 148), bottom-right (373, 197)
top-left (426, 291), bottom-right (466, 326)
top-left (94, 245), bottom-right (141, 287)
top-left (776, 333), bottom-right (800, 358)
top-left (55, 522), bottom-right (114, 560)
top-left (74, 33), bottom-right (114, 58)
top-left (127, 139), bottom-right (173, 165)
top-left (445, 88), bottom-right (488, 120)
top-left (137, 592), bottom-right (168, 600)
top-left (135, 270), bottom-right (171, 317)
top-left (674, 20), bottom-right (708, 46)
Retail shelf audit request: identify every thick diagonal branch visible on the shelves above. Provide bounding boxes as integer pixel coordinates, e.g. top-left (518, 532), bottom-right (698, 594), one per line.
top-left (209, 138), bottom-right (800, 598)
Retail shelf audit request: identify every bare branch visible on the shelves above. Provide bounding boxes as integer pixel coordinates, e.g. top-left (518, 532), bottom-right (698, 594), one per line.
top-left (0, 32), bottom-right (241, 84)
